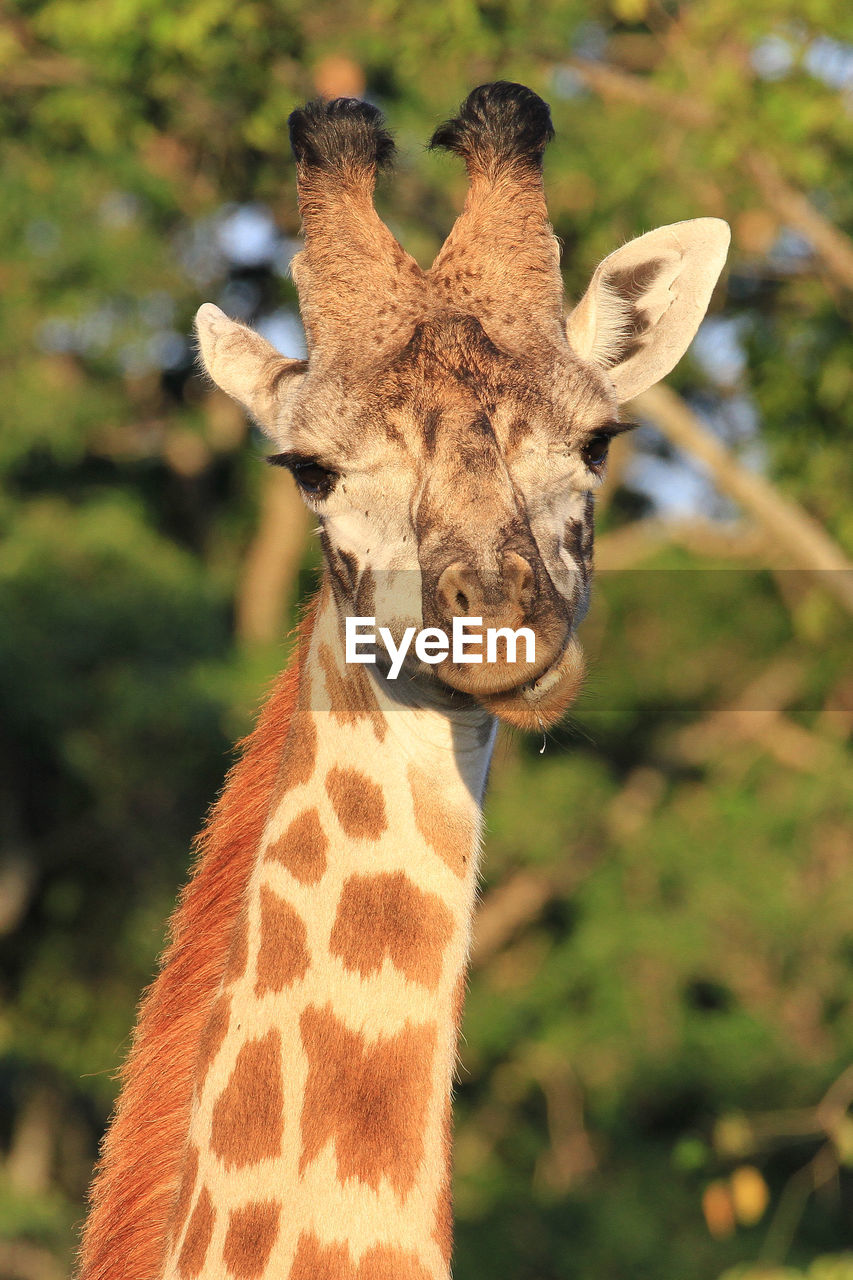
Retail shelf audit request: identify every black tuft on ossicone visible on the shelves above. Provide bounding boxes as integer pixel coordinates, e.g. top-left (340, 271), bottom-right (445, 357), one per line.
top-left (288, 98), bottom-right (395, 173)
top-left (429, 82), bottom-right (555, 174)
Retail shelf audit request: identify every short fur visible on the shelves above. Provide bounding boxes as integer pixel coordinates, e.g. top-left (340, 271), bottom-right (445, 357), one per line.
top-left (288, 98), bottom-right (395, 175)
top-left (78, 615), bottom-right (313, 1280)
top-left (430, 81), bottom-right (555, 176)
top-left (287, 98), bottom-right (424, 363)
top-left (429, 83), bottom-right (565, 352)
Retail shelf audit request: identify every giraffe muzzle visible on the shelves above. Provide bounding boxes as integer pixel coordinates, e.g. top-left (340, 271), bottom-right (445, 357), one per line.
top-left (478, 633), bottom-right (586, 730)
top-left (426, 552), bottom-right (570, 696)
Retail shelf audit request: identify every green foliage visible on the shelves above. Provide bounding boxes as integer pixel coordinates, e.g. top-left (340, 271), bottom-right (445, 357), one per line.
top-left (0, 0), bottom-right (851, 1276)
top-left (722, 1258), bottom-right (853, 1280)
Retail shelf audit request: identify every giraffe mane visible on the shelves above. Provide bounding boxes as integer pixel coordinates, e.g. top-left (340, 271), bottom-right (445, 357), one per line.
top-left (77, 610), bottom-right (314, 1280)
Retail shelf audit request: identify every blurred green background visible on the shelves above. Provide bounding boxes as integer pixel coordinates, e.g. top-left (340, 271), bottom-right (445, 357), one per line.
top-left (1, 1), bottom-right (852, 1277)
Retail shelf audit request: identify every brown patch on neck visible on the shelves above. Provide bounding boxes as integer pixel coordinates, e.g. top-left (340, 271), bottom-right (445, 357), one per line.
top-left (196, 994), bottom-right (231, 1088)
top-left (276, 711), bottom-right (318, 793)
top-left (177, 1186), bottom-right (215, 1278)
top-left (254, 886), bottom-right (310, 996)
top-left (434, 969), bottom-right (469, 1264)
top-left (289, 1233), bottom-right (433, 1280)
top-left (289, 1234), bottom-right (350, 1280)
top-left (325, 765), bottom-right (387, 839)
top-left (210, 1030), bottom-right (285, 1170)
top-left (451, 969), bottom-right (468, 1029)
top-left (222, 905), bottom-right (250, 985)
top-left (366, 1243), bottom-right (442, 1279)
top-left (407, 762), bottom-right (474, 878)
top-left (223, 1201), bottom-right (281, 1278)
top-left (298, 1005), bottom-right (436, 1195)
top-left (433, 1092), bottom-right (454, 1265)
top-left (265, 807), bottom-right (328, 884)
top-left (318, 642), bottom-right (387, 742)
top-left (330, 871), bottom-right (453, 989)
top-left (167, 1142), bottom-right (199, 1251)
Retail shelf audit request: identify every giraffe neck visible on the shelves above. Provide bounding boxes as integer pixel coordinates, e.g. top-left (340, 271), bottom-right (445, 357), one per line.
top-left (164, 581), bottom-right (495, 1280)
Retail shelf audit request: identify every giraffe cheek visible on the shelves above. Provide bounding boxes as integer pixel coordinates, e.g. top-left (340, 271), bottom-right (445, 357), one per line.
top-left (479, 634), bottom-right (586, 730)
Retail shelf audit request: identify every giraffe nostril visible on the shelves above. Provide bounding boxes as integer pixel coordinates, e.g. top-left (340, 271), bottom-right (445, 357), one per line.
top-left (436, 558), bottom-right (536, 627)
top-left (436, 563), bottom-right (481, 622)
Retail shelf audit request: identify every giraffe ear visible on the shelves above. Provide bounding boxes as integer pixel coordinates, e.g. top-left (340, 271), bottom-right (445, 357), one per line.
top-left (566, 219), bottom-right (730, 403)
top-left (194, 304), bottom-right (307, 439)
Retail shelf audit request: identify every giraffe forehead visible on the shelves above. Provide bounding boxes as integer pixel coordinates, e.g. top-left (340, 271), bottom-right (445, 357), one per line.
top-left (369, 344), bottom-right (611, 459)
top-left (287, 314), bottom-right (614, 474)
top-left (379, 318), bottom-right (551, 443)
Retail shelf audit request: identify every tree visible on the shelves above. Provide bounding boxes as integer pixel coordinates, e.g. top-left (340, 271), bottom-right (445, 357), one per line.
top-left (0, 2), bottom-right (851, 1276)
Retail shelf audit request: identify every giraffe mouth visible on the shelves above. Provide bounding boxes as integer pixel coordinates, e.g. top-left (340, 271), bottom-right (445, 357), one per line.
top-left (427, 612), bottom-right (570, 699)
top-left (476, 635), bottom-right (585, 730)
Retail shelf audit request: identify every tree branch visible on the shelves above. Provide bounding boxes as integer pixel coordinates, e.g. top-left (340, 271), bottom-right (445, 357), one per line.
top-left (565, 57), bottom-right (853, 292)
top-left (631, 384), bottom-right (853, 615)
top-left (471, 870), bottom-right (556, 967)
top-left (595, 517), bottom-right (770, 570)
top-left (565, 57), bottom-right (713, 127)
top-left (235, 466), bottom-right (310, 647)
top-left (0, 1241), bottom-right (64, 1280)
top-left (742, 149), bottom-right (853, 293)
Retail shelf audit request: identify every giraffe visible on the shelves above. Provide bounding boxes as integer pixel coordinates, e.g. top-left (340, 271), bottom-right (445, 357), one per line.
top-left (78, 83), bottom-right (729, 1280)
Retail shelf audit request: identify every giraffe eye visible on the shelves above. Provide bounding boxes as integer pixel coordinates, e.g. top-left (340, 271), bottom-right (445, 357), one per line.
top-left (293, 460), bottom-right (337, 497)
top-left (268, 453), bottom-right (338, 499)
top-left (581, 433), bottom-right (611, 473)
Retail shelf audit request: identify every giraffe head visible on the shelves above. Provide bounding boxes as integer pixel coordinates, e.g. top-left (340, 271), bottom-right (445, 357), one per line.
top-left (196, 83), bottom-right (729, 729)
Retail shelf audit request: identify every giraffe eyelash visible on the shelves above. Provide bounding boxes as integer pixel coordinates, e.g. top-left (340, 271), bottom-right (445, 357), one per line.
top-left (579, 422), bottom-right (637, 473)
top-left (268, 452), bottom-right (339, 500)
top-left (582, 420), bottom-right (638, 441)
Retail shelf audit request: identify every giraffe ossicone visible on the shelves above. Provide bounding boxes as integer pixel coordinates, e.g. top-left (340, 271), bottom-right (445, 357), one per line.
top-left (79, 82), bottom-right (729, 1280)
